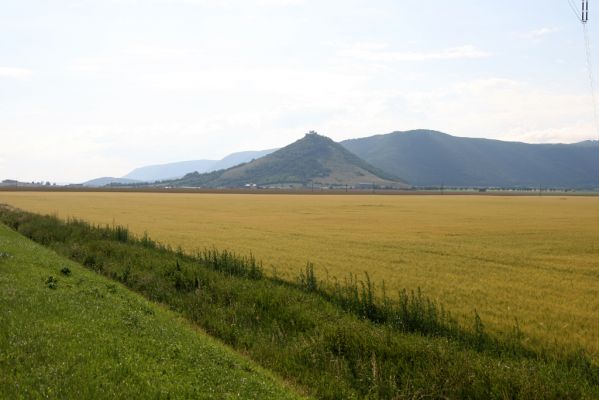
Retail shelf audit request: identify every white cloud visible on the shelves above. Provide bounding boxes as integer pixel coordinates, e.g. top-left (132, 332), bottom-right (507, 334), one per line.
top-left (63, 44), bottom-right (598, 146)
top-left (67, 42), bottom-right (372, 100)
top-left (68, 44), bottom-right (199, 78)
top-left (0, 125), bottom-right (135, 182)
top-left (338, 43), bottom-right (492, 62)
top-left (0, 67), bottom-right (33, 80)
top-left (3, 75), bottom-right (595, 183)
top-left (173, 0), bottom-right (303, 6)
top-left (521, 27), bottom-right (560, 39)
top-left (387, 78), bottom-right (596, 143)
top-left (108, 0), bottom-right (303, 6)
top-left (4, 1), bottom-right (596, 183)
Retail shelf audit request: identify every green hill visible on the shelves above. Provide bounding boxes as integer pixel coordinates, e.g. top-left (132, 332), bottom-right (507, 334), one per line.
top-left (169, 132), bottom-right (408, 188)
top-left (0, 223), bottom-right (301, 399)
top-left (341, 130), bottom-right (599, 188)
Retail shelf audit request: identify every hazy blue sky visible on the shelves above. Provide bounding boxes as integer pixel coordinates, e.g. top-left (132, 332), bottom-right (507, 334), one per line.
top-left (1, 0), bottom-right (597, 182)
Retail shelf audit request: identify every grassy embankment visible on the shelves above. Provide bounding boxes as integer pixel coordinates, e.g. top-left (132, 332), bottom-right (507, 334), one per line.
top-left (1, 191), bottom-right (597, 357)
top-left (0, 222), bottom-right (302, 399)
top-left (1, 205), bottom-right (597, 399)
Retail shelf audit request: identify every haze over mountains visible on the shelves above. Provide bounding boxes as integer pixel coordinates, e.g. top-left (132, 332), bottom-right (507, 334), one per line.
top-left (166, 132), bottom-right (407, 188)
top-left (122, 149), bottom-right (276, 182)
top-left (82, 177), bottom-right (142, 187)
top-left (80, 130), bottom-right (599, 189)
top-left (82, 149), bottom-right (276, 186)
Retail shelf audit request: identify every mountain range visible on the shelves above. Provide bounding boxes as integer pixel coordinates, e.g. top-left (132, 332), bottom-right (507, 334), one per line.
top-left (121, 149), bottom-right (277, 182)
top-left (82, 130), bottom-right (599, 189)
top-left (342, 130), bottom-right (599, 188)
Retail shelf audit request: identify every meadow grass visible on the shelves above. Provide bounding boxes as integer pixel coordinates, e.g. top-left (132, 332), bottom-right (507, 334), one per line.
top-left (0, 191), bottom-right (597, 358)
top-left (0, 223), bottom-right (302, 399)
top-left (0, 206), bottom-right (597, 399)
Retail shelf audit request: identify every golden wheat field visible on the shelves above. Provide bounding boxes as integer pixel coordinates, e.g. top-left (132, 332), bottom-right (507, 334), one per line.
top-left (1, 191), bottom-right (598, 356)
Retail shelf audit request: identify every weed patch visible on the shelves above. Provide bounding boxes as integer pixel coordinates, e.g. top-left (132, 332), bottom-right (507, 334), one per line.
top-left (45, 275), bottom-right (58, 289)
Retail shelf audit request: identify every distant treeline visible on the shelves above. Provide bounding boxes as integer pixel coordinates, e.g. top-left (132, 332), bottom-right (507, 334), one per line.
top-left (0, 205), bottom-right (597, 399)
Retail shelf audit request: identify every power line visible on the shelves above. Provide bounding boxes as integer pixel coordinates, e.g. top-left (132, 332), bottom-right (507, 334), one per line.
top-left (569, 0), bottom-right (599, 140)
top-left (568, 0), bottom-right (582, 21)
top-left (582, 22), bottom-right (599, 139)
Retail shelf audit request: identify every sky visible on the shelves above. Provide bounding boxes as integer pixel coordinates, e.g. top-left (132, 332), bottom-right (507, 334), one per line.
top-left (1, 0), bottom-right (598, 182)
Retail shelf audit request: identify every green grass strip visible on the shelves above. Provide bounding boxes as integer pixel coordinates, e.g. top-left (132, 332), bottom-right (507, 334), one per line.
top-left (0, 224), bottom-right (303, 399)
